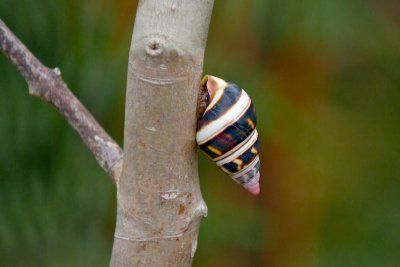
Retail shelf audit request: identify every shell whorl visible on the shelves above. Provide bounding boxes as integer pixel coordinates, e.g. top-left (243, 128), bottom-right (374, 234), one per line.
top-left (196, 75), bottom-right (260, 195)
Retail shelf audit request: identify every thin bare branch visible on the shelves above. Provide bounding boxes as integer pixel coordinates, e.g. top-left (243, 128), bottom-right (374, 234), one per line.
top-left (0, 19), bottom-right (123, 185)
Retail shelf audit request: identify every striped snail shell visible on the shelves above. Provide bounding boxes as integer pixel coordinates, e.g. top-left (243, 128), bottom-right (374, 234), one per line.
top-left (196, 75), bottom-right (260, 195)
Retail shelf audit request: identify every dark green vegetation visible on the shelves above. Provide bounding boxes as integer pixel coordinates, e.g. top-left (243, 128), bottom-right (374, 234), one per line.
top-left (1, 0), bottom-right (400, 266)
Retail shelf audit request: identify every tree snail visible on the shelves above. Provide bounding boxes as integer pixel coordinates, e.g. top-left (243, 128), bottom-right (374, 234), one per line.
top-left (196, 75), bottom-right (261, 195)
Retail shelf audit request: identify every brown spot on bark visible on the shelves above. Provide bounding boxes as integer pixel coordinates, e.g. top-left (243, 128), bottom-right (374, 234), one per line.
top-left (154, 227), bottom-right (164, 237)
top-left (138, 139), bottom-right (146, 148)
top-left (136, 244), bottom-right (147, 253)
top-left (179, 204), bottom-right (186, 215)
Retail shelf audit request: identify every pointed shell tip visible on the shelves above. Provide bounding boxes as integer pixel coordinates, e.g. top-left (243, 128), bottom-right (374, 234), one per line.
top-left (247, 183), bottom-right (260, 195)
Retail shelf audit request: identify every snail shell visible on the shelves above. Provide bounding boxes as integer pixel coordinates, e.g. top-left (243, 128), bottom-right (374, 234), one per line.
top-left (196, 75), bottom-right (260, 195)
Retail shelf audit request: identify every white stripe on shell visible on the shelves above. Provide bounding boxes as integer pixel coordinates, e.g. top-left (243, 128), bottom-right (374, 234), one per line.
top-left (231, 155), bottom-right (260, 179)
top-left (204, 76), bottom-right (228, 113)
top-left (205, 86), bottom-right (225, 113)
top-left (213, 129), bottom-right (257, 162)
top-left (215, 129), bottom-right (258, 166)
top-left (196, 90), bottom-right (251, 144)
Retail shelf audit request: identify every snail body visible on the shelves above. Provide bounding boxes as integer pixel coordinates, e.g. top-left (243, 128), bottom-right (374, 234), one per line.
top-left (196, 75), bottom-right (260, 195)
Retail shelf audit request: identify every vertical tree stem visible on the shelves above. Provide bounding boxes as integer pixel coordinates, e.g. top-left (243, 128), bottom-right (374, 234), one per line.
top-left (110, 1), bottom-right (214, 266)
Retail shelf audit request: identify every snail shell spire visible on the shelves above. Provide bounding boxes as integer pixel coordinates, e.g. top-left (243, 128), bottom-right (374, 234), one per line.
top-left (197, 75), bottom-right (261, 195)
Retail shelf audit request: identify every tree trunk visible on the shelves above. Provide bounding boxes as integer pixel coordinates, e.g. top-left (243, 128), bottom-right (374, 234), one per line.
top-left (110, 1), bottom-right (214, 266)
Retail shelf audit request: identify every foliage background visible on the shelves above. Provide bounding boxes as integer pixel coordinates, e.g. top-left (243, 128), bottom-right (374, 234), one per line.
top-left (1, 0), bottom-right (399, 266)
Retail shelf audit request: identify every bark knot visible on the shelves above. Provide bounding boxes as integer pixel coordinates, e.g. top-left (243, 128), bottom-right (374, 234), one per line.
top-left (145, 37), bottom-right (164, 57)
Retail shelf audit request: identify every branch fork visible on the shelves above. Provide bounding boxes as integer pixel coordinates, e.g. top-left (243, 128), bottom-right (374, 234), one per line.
top-left (1, 0), bottom-right (214, 264)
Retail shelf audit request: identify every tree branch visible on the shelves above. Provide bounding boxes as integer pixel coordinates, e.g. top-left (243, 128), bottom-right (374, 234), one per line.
top-left (0, 19), bottom-right (123, 185)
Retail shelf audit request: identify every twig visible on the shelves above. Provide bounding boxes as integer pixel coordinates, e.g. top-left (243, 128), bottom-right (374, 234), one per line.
top-left (0, 19), bottom-right (123, 185)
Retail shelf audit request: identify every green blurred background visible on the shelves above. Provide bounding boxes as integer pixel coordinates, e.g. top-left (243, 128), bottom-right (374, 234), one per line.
top-left (1, 0), bottom-right (400, 266)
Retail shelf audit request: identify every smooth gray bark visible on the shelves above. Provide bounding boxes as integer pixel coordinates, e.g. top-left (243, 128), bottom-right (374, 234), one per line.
top-left (110, 1), bottom-right (214, 266)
